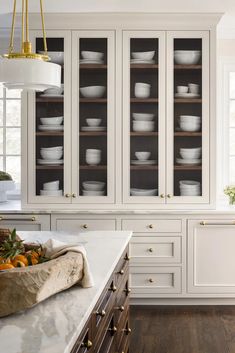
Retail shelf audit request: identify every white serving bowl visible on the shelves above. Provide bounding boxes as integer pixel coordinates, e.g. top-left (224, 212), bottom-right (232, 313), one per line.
top-left (134, 89), bottom-right (151, 99)
top-left (81, 51), bottom-right (104, 60)
top-left (132, 113), bottom-right (154, 121)
top-left (174, 50), bottom-right (201, 65)
top-left (180, 190), bottom-right (200, 196)
top-left (132, 51), bottom-right (155, 60)
top-left (40, 116), bottom-right (63, 125)
top-left (40, 190), bottom-right (63, 196)
top-left (40, 149), bottom-right (63, 160)
top-left (179, 115), bottom-right (201, 122)
top-left (83, 181), bottom-right (105, 191)
top-left (130, 188), bottom-right (158, 196)
top-left (133, 121), bottom-right (154, 132)
top-left (39, 51), bottom-right (64, 65)
top-left (177, 85), bottom-right (188, 94)
top-left (83, 190), bottom-right (105, 196)
top-left (86, 118), bottom-right (102, 127)
top-left (43, 180), bottom-right (60, 191)
top-left (135, 152), bottom-right (151, 161)
top-left (80, 86), bottom-right (106, 98)
top-left (179, 147), bottom-right (201, 159)
top-left (44, 84), bottom-right (64, 96)
top-left (179, 122), bottom-right (201, 132)
top-left (86, 155), bottom-right (101, 165)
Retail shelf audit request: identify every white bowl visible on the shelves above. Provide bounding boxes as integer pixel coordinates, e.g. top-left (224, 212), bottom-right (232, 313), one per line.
top-left (177, 86), bottom-right (188, 94)
top-left (135, 82), bottom-right (151, 89)
top-left (43, 180), bottom-right (59, 191)
top-left (80, 86), bottom-right (106, 98)
top-left (179, 180), bottom-right (200, 187)
top-left (81, 51), bottom-right (104, 60)
top-left (40, 146), bottom-right (63, 150)
top-left (135, 152), bottom-right (151, 161)
top-left (44, 84), bottom-right (64, 96)
top-left (39, 51), bottom-right (64, 65)
top-left (133, 121), bottom-right (154, 132)
top-left (180, 190), bottom-right (200, 196)
top-left (40, 189), bottom-right (63, 196)
top-left (86, 149), bottom-right (101, 154)
top-left (179, 148), bottom-right (201, 159)
top-left (188, 83), bottom-right (200, 94)
top-left (130, 188), bottom-right (157, 196)
top-left (40, 149), bottom-right (63, 160)
top-left (40, 117), bottom-right (63, 125)
top-left (86, 118), bottom-right (102, 127)
top-left (86, 155), bottom-right (101, 165)
top-left (174, 50), bottom-right (201, 65)
top-left (179, 115), bottom-right (201, 122)
top-left (132, 51), bottom-right (155, 60)
top-left (133, 113), bottom-right (154, 121)
top-left (83, 181), bottom-right (105, 191)
top-left (179, 122), bottom-right (201, 132)
top-left (83, 190), bottom-right (105, 196)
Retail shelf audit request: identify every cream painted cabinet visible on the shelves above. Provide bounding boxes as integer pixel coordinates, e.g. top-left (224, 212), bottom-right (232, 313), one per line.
top-left (188, 220), bottom-right (235, 294)
top-left (0, 214), bottom-right (50, 231)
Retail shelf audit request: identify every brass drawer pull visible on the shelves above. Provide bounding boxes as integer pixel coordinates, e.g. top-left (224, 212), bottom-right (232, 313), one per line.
top-left (65, 193), bottom-right (71, 198)
top-left (124, 254), bottom-right (130, 261)
top-left (82, 224), bottom-right (88, 229)
top-left (118, 305), bottom-right (125, 312)
top-left (148, 224), bottom-right (154, 229)
top-left (123, 327), bottom-right (132, 334)
top-left (149, 278), bottom-right (154, 283)
top-left (119, 269), bottom-right (125, 275)
top-left (148, 247), bottom-right (153, 253)
top-left (108, 326), bottom-right (117, 334)
top-left (0, 216), bottom-right (36, 222)
top-left (124, 288), bottom-right (131, 294)
top-left (96, 309), bottom-right (106, 317)
top-left (81, 340), bottom-right (92, 349)
top-left (200, 221), bottom-right (235, 226)
top-left (72, 193), bottom-right (76, 198)
top-left (109, 284), bottom-right (117, 292)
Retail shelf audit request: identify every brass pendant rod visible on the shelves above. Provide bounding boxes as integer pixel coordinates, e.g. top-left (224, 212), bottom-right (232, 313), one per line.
top-left (9, 0), bottom-right (17, 53)
top-left (25, 0), bottom-right (29, 42)
top-left (21, 0), bottom-right (25, 53)
top-left (40, 0), bottom-right (48, 54)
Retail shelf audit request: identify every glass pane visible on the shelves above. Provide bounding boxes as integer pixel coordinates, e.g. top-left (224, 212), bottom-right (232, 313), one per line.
top-left (0, 100), bottom-right (3, 126)
top-left (230, 73), bottom-right (235, 99)
top-left (6, 89), bottom-right (21, 99)
top-left (79, 38), bottom-right (108, 197)
top-left (6, 100), bottom-right (21, 126)
top-left (0, 128), bottom-right (3, 155)
top-left (174, 38), bottom-right (202, 197)
top-left (129, 37), bottom-right (159, 197)
top-left (230, 157), bottom-right (235, 184)
top-left (6, 156), bottom-right (21, 183)
top-left (6, 128), bottom-right (21, 155)
top-left (230, 100), bottom-right (235, 127)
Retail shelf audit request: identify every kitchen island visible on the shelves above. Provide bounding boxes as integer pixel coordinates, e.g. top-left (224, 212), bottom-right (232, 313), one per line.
top-left (0, 230), bottom-right (132, 353)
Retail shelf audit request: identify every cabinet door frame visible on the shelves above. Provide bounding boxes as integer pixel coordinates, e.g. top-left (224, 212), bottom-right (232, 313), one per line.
top-left (71, 30), bottom-right (115, 204)
top-left (166, 31), bottom-right (210, 204)
top-left (122, 30), bottom-right (166, 204)
top-left (26, 30), bottom-right (72, 204)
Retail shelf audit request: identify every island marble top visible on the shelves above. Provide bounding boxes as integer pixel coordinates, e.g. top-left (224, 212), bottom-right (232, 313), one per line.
top-left (0, 230), bottom-right (132, 353)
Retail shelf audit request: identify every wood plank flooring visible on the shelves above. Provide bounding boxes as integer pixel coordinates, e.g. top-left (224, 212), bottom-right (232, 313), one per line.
top-left (130, 306), bottom-right (235, 353)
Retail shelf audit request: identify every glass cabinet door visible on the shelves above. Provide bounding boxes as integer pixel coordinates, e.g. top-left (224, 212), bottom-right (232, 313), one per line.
top-left (27, 31), bottom-right (71, 203)
top-left (123, 31), bottom-right (165, 203)
top-left (71, 31), bottom-right (115, 203)
top-left (166, 31), bottom-right (210, 204)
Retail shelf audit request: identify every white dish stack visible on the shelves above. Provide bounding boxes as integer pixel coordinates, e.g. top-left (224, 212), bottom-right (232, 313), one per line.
top-left (132, 113), bottom-right (155, 132)
top-left (80, 51), bottom-right (104, 64)
top-left (174, 50), bottom-right (201, 65)
top-left (176, 147), bottom-right (201, 166)
top-left (134, 82), bottom-right (151, 99)
top-left (81, 118), bottom-right (106, 132)
top-left (39, 116), bottom-right (64, 131)
top-left (82, 181), bottom-right (105, 196)
top-left (40, 180), bottom-right (62, 196)
top-left (130, 188), bottom-right (158, 196)
top-left (179, 180), bottom-right (201, 196)
top-left (131, 51), bottom-right (155, 64)
top-left (85, 149), bottom-right (102, 165)
top-left (38, 146), bottom-right (64, 165)
top-left (179, 115), bottom-right (201, 132)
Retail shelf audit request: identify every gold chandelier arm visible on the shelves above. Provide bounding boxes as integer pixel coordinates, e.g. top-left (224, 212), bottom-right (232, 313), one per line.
top-left (21, 0), bottom-right (25, 52)
top-left (25, 0), bottom-right (29, 42)
top-left (9, 0), bottom-right (17, 53)
top-left (40, 0), bottom-right (48, 54)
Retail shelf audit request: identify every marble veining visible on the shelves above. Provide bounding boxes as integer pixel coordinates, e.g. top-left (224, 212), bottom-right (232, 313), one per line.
top-left (0, 230), bottom-right (132, 353)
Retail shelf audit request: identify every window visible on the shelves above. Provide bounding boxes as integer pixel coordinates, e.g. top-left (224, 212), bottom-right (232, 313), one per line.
top-left (0, 84), bottom-right (21, 198)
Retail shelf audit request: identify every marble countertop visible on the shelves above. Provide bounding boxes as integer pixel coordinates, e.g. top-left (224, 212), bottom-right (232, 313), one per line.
top-left (0, 230), bottom-right (132, 353)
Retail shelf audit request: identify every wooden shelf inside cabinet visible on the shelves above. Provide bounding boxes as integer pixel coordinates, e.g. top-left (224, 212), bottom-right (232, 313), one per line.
top-left (36, 97), bottom-right (64, 103)
top-left (36, 165), bottom-right (64, 170)
top-left (79, 64), bottom-right (107, 69)
top-left (174, 99), bottom-right (202, 104)
top-left (80, 131), bottom-right (107, 136)
top-left (174, 132), bottom-right (202, 137)
top-left (36, 132), bottom-right (64, 136)
top-left (130, 132), bottom-right (158, 136)
top-left (130, 98), bottom-right (158, 103)
top-left (80, 98), bottom-right (107, 103)
top-left (130, 165), bottom-right (158, 170)
top-left (174, 165), bottom-right (202, 170)
top-left (80, 165), bottom-right (107, 170)
top-left (174, 65), bottom-right (202, 70)
top-left (130, 64), bottom-right (158, 69)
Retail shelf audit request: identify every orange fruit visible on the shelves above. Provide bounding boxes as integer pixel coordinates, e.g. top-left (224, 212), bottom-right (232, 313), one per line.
top-left (12, 259), bottom-right (26, 268)
top-left (31, 257), bottom-right (38, 265)
top-left (12, 254), bottom-right (28, 266)
top-left (0, 257), bottom-right (11, 264)
top-left (0, 263), bottom-right (14, 270)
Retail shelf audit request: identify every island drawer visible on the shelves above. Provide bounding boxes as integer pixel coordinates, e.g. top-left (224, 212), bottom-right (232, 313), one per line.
top-left (122, 219), bottom-right (182, 233)
top-left (52, 218), bottom-right (116, 232)
top-left (71, 324), bottom-right (92, 353)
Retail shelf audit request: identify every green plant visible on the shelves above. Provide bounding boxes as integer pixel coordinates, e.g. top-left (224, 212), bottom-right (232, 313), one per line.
top-left (224, 186), bottom-right (235, 205)
top-left (0, 171), bottom-right (12, 181)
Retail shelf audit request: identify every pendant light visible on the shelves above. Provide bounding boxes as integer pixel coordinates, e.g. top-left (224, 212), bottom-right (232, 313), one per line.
top-left (0, 0), bottom-right (61, 91)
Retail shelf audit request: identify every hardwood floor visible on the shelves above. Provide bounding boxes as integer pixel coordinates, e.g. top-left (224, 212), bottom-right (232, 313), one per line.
top-left (130, 306), bottom-right (235, 353)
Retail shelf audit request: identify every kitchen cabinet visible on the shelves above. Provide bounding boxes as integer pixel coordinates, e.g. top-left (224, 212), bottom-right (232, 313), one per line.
top-left (0, 214), bottom-right (50, 230)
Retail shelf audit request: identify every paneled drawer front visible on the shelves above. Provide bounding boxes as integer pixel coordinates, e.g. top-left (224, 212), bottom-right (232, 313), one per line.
top-left (55, 219), bottom-right (116, 232)
top-left (130, 266), bottom-right (181, 294)
top-left (130, 236), bottom-right (181, 264)
top-left (122, 219), bottom-right (182, 233)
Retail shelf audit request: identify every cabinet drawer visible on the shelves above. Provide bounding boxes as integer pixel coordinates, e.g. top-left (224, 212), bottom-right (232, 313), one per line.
top-left (122, 219), bottom-right (181, 233)
top-left (130, 266), bottom-right (181, 294)
top-left (130, 236), bottom-right (181, 264)
top-left (54, 219), bottom-right (116, 232)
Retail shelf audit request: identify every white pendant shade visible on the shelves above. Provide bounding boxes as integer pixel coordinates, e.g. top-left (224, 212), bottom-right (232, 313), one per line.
top-left (0, 58), bottom-right (61, 91)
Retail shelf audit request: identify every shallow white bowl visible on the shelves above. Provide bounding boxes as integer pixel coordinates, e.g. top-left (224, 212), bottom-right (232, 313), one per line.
top-left (130, 188), bottom-right (157, 196)
top-left (80, 86), bottom-right (106, 98)
top-left (86, 118), bottom-right (102, 127)
top-left (39, 51), bottom-right (64, 65)
top-left (177, 86), bottom-right (188, 94)
top-left (81, 51), bottom-right (104, 60)
top-left (83, 190), bottom-right (105, 196)
top-left (133, 113), bottom-right (154, 121)
top-left (43, 180), bottom-right (59, 191)
top-left (83, 181), bottom-right (105, 191)
top-left (132, 51), bottom-right (155, 60)
top-left (135, 152), bottom-right (151, 161)
top-left (40, 116), bottom-right (63, 125)
top-left (40, 189), bottom-right (62, 196)
top-left (174, 50), bottom-right (201, 65)
top-left (40, 150), bottom-right (63, 160)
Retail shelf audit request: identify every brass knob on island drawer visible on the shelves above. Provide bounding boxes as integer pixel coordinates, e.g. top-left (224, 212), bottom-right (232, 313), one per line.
top-left (148, 224), bottom-right (154, 229)
top-left (96, 309), bottom-right (106, 317)
top-left (123, 327), bottom-right (132, 334)
top-left (124, 254), bottom-right (130, 261)
top-left (148, 247), bottom-right (153, 252)
top-left (31, 216), bottom-right (36, 221)
top-left (65, 193), bottom-right (71, 198)
top-left (108, 326), bottom-right (117, 334)
top-left (119, 305), bottom-right (125, 312)
top-left (119, 269), bottom-right (124, 275)
top-left (149, 278), bottom-right (154, 283)
top-left (81, 340), bottom-right (92, 349)
top-left (82, 224), bottom-right (88, 229)
top-left (124, 288), bottom-right (131, 294)
top-left (109, 284), bottom-right (117, 292)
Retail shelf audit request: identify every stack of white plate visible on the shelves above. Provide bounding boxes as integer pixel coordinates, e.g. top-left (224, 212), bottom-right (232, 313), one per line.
top-left (81, 118), bottom-right (106, 132)
top-left (131, 51), bottom-right (155, 64)
top-left (82, 181), bottom-right (105, 196)
top-left (130, 188), bottom-right (157, 196)
top-left (39, 116), bottom-right (64, 131)
top-left (131, 151), bottom-right (157, 165)
top-left (40, 180), bottom-right (62, 196)
top-left (38, 146), bottom-right (64, 165)
top-left (132, 113), bottom-right (155, 132)
top-left (179, 180), bottom-right (201, 196)
top-left (41, 84), bottom-right (64, 97)
top-left (80, 51), bottom-right (104, 64)
top-left (176, 147), bottom-right (201, 166)
top-left (179, 115), bottom-right (201, 132)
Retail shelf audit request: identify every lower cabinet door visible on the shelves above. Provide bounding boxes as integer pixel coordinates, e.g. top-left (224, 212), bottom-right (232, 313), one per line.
top-left (130, 266), bottom-right (181, 295)
top-left (188, 219), bottom-right (235, 294)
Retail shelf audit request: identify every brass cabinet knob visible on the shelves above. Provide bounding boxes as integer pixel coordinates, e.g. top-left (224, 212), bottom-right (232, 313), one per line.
top-left (82, 224), bottom-right (88, 229)
top-left (123, 327), bottom-right (132, 334)
top-left (108, 326), bottom-right (117, 334)
top-left (167, 194), bottom-right (172, 198)
top-left (72, 193), bottom-right (76, 198)
top-left (65, 193), bottom-right (71, 198)
top-left (148, 224), bottom-right (154, 229)
top-left (149, 278), bottom-right (154, 283)
top-left (160, 193), bottom-right (165, 198)
top-left (119, 305), bottom-right (125, 312)
top-left (109, 284), bottom-right (117, 292)
top-left (31, 216), bottom-right (36, 221)
top-left (81, 340), bottom-right (92, 349)
top-left (200, 221), bottom-right (206, 226)
top-left (148, 248), bottom-right (154, 253)
top-left (96, 309), bottom-right (106, 317)
top-left (124, 288), bottom-right (131, 294)
top-left (124, 254), bottom-right (130, 261)
top-left (119, 269), bottom-right (124, 275)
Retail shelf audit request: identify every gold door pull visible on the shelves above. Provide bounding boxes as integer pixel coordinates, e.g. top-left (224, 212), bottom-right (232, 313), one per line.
top-left (96, 309), bottom-right (106, 317)
top-left (160, 193), bottom-right (165, 198)
top-left (148, 248), bottom-right (154, 253)
top-left (82, 224), bottom-right (88, 229)
top-left (148, 224), bottom-right (154, 229)
top-left (65, 193), bottom-right (71, 198)
top-left (119, 269), bottom-right (125, 275)
top-left (81, 340), bottom-right (92, 349)
top-left (167, 194), bottom-right (172, 198)
top-left (148, 278), bottom-right (154, 283)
